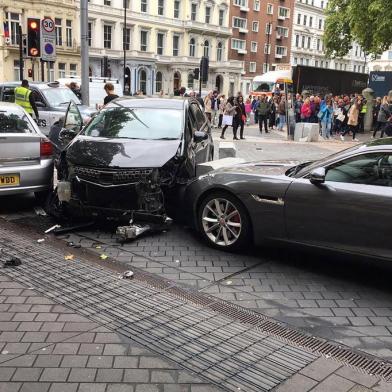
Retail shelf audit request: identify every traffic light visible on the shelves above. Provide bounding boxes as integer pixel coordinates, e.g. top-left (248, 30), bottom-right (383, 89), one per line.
top-left (22, 35), bottom-right (27, 58)
top-left (103, 56), bottom-right (111, 77)
top-left (200, 56), bottom-right (209, 83)
top-left (28, 69), bottom-right (33, 78)
top-left (193, 68), bottom-right (199, 80)
top-left (27, 18), bottom-right (41, 58)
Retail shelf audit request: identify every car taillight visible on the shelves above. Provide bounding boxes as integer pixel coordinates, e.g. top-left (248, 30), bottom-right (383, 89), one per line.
top-left (40, 138), bottom-right (53, 158)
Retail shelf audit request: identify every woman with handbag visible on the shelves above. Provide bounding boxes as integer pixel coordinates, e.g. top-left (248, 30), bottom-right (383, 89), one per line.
top-left (220, 96), bottom-right (236, 139)
top-left (234, 96), bottom-right (246, 140)
top-left (340, 97), bottom-right (361, 141)
top-left (374, 96), bottom-right (391, 138)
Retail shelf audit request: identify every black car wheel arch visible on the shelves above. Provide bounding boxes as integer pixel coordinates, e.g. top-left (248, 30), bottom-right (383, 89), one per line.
top-left (197, 190), bottom-right (252, 251)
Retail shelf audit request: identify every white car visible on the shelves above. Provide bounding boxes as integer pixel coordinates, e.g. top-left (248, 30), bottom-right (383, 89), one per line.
top-left (0, 102), bottom-right (54, 203)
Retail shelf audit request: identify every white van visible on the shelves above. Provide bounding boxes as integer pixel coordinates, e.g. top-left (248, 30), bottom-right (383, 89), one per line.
top-left (251, 70), bottom-right (292, 98)
top-left (57, 77), bottom-right (123, 108)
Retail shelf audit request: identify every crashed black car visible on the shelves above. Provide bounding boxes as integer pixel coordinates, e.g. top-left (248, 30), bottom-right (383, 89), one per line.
top-left (51, 97), bottom-right (213, 227)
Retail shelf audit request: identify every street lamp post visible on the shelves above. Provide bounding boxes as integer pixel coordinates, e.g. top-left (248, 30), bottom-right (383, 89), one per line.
top-left (123, 0), bottom-right (127, 95)
top-left (80, 0), bottom-right (89, 106)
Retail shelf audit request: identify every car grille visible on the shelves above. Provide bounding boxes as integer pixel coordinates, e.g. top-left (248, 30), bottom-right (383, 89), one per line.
top-left (73, 166), bottom-right (153, 185)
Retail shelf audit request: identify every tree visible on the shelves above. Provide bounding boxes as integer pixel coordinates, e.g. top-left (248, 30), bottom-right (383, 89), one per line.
top-left (324, 0), bottom-right (392, 59)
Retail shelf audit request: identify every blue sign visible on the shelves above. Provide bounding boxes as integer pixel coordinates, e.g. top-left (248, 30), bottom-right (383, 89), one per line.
top-left (45, 43), bottom-right (54, 54)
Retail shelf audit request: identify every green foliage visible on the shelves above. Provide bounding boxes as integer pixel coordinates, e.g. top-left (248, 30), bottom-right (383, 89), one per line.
top-left (324, 0), bottom-right (392, 58)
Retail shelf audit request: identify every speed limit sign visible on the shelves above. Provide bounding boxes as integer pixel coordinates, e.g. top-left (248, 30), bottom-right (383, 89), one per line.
top-left (42, 18), bottom-right (55, 33)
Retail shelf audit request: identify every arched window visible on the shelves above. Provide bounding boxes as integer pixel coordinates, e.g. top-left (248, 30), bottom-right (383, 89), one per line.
top-left (139, 69), bottom-right (147, 94)
top-left (187, 73), bottom-right (194, 88)
top-left (203, 40), bottom-right (209, 57)
top-left (173, 71), bottom-right (181, 92)
top-left (217, 42), bottom-right (223, 62)
top-left (189, 38), bottom-right (195, 57)
top-left (155, 71), bottom-right (163, 93)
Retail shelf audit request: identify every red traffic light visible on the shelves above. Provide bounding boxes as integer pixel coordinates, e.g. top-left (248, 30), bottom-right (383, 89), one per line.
top-left (29, 21), bottom-right (38, 30)
top-left (29, 48), bottom-right (39, 56)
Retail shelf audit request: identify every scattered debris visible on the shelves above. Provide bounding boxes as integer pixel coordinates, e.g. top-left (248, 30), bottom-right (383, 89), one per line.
top-left (64, 254), bottom-right (74, 261)
top-left (34, 206), bottom-right (47, 216)
top-left (2, 256), bottom-right (22, 267)
top-left (1, 350), bottom-right (9, 355)
top-left (67, 241), bottom-right (81, 249)
top-left (52, 221), bottom-right (94, 235)
top-left (37, 238), bottom-right (45, 243)
top-left (95, 245), bottom-right (102, 249)
top-left (226, 280), bottom-right (233, 285)
top-left (45, 224), bottom-right (61, 234)
top-left (121, 270), bottom-right (134, 279)
top-left (99, 254), bottom-right (108, 260)
top-left (116, 223), bottom-right (151, 241)
top-left (175, 260), bottom-right (180, 263)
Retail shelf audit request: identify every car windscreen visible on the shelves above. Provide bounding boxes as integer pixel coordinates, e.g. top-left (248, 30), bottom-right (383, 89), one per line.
top-left (0, 108), bottom-right (36, 134)
top-left (82, 107), bottom-right (183, 140)
top-left (294, 143), bottom-right (367, 177)
top-left (41, 87), bottom-right (81, 106)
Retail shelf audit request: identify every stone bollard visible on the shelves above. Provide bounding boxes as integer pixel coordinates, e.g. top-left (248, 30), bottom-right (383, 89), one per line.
top-left (219, 142), bottom-right (237, 159)
top-left (362, 88), bottom-right (375, 132)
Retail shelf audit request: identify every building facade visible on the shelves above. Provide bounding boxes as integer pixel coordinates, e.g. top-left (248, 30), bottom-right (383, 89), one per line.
top-left (85, 0), bottom-right (243, 96)
top-left (228, 0), bottom-right (295, 95)
top-left (290, 0), bottom-right (368, 73)
top-left (0, 0), bottom-right (81, 82)
top-left (369, 49), bottom-right (392, 72)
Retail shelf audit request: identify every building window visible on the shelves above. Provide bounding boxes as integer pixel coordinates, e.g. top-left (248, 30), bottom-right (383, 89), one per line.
top-left (295, 35), bottom-right (299, 47)
top-left (217, 42), bottom-right (222, 61)
top-left (315, 60), bottom-right (318, 67)
top-left (265, 23), bottom-right (272, 35)
top-left (174, 0), bottom-right (180, 18)
top-left (264, 44), bottom-right (271, 54)
top-left (173, 35), bottom-right (179, 56)
top-left (55, 18), bottom-right (62, 46)
top-left (191, 3), bottom-right (197, 21)
top-left (158, 0), bottom-right (164, 15)
top-left (139, 69), bottom-right (147, 94)
top-left (249, 62), bottom-right (256, 73)
top-left (187, 73), bottom-right (194, 88)
top-left (203, 40), bottom-right (209, 57)
top-left (309, 16), bottom-right (313, 27)
top-left (318, 19), bottom-right (322, 29)
top-left (231, 38), bottom-right (246, 50)
top-left (252, 21), bottom-right (259, 32)
top-left (140, 30), bottom-right (148, 51)
top-left (58, 63), bottom-right (66, 78)
top-left (70, 64), bottom-right (77, 76)
top-left (189, 38), bottom-right (195, 56)
top-left (277, 26), bottom-right (288, 37)
top-left (103, 25), bottom-right (112, 49)
top-left (233, 17), bottom-right (247, 29)
top-left (66, 20), bottom-right (72, 47)
top-left (301, 36), bottom-right (305, 48)
top-left (294, 57), bottom-right (297, 65)
top-left (254, 0), bottom-right (260, 11)
top-left (13, 60), bottom-right (20, 80)
top-left (88, 22), bottom-right (92, 47)
top-left (307, 37), bottom-right (311, 49)
top-left (219, 10), bottom-right (224, 26)
top-left (263, 63), bottom-right (269, 73)
top-left (104, 0), bottom-right (111, 5)
top-left (157, 33), bottom-right (164, 55)
top-left (267, 3), bottom-right (273, 14)
top-left (278, 6), bottom-right (290, 18)
top-left (123, 28), bottom-right (130, 50)
top-left (48, 62), bottom-right (55, 82)
top-left (297, 13), bottom-right (301, 25)
top-left (303, 15), bottom-right (307, 25)
top-left (276, 46), bottom-right (287, 56)
top-left (205, 6), bottom-right (211, 23)
top-left (155, 71), bottom-right (163, 93)
top-left (141, 0), bottom-right (147, 13)
top-left (233, 0), bottom-right (248, 7)
top-left (251, 41), bottom-right (257, 52)
top-left (6, 13), bottom-right (20, 45)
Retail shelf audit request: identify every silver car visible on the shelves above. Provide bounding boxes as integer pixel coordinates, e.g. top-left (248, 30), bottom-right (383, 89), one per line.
top-left (0, 102), bottom-right (53, 202)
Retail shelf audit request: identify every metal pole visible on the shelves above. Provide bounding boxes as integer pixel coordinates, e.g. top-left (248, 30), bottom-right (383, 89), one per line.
top-left (123, 0), bottom-right (127, 95)
top-left (80, 0), bottom-right (89, 105)
top-left (41, 59), bottom-right (45, 81)
top-left (18, 25), bottom-right (24, 80)
top-left (199, 59), bottom-right (202, 97)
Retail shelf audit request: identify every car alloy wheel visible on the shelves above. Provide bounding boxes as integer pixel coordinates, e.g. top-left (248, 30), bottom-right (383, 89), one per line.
top-left (199, 191), bottom-right (253, 250)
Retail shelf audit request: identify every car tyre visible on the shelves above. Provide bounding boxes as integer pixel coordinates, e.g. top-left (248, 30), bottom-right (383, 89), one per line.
top-left (197, 191), bottom-right (251, 251)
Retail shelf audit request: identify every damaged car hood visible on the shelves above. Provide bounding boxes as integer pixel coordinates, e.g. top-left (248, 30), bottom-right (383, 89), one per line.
top-left (66, 136), bottom-right (182, 168)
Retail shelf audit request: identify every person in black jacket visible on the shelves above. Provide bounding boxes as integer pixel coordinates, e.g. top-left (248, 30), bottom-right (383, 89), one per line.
top-left (233, 96), bottom-right (245, 140)
top-left (103, 83), bottom-right (119, 105)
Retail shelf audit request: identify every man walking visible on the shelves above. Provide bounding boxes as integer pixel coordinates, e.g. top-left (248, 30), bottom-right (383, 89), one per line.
top-left (257, 95), bottom-right (271, 134)
top-left (210, 91), bottom-right (220, 128)
top-left (14, 79), bottom-right (39, 121)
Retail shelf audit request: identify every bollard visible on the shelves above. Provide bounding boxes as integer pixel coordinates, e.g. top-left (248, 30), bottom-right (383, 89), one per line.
top-left (362, 88), bottom-right (375, 132)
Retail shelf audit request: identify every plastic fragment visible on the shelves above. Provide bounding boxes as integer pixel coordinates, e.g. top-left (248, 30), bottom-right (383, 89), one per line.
top-left (34, 206), bottom-right (47, 216)
top-left (226, 280), bottom-right (232, 285)
top-left (45, 224), bottom-right (61, 234)
top-left (37, 238), bottom-right (45, 243)
top-left (64, 254), bottom-right (74, 261)
top-left (122, 270), bottom-right (134, 279)
top-left (100, 254), bottom-right (108, 260)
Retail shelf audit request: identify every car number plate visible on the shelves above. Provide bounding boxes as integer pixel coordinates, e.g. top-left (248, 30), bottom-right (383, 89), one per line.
top-left (0, 174), bottom-right (20, 187)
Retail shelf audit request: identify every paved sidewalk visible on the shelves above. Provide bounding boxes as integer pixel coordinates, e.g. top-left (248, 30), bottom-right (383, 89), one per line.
top-left (0, 223), bottom-right (391, 391)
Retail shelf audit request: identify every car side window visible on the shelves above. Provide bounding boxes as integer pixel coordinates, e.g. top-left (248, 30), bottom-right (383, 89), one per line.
top-left (325, 153), bottom-right (392, 187)
top-left (32, 90), bottom-right (45, 106)
top-left (2, 87), bottom-right (15, 103)
top-left (190, 103), bottom-right (206, 130)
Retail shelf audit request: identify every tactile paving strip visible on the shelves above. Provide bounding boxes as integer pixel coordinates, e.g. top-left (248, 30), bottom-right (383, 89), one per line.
top-left (0, 228), bottom-right (316, 392)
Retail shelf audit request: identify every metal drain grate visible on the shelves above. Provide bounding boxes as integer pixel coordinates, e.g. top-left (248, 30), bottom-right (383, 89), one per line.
top-left (0, 226), bottom-right (391, 384)
top-left (0, 231), bottom-right (316, 392)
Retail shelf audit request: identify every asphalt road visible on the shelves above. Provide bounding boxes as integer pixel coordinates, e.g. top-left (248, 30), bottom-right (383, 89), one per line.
top-left (2, 129), bottom-right (392, 362)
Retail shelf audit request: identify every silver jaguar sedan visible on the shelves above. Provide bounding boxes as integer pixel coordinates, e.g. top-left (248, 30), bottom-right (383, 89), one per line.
top-left (0, 102), bottom-right (53, 202)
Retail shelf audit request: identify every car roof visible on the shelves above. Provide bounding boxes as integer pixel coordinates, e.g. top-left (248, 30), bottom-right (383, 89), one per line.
top-left (107, 96), bottom-right (191, 110)
top-left (0, 81), bottom-right (64, 90)
top-left (0, 102), bottom-right (26, 113)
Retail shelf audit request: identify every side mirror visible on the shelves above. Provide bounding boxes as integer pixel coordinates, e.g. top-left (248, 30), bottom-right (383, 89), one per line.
top-left (59, 127), bottom-right (77, 141)
top-left (194, 131), bottom-right (209, 143)
top-left (309, 167), bottom-right (326, 185)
